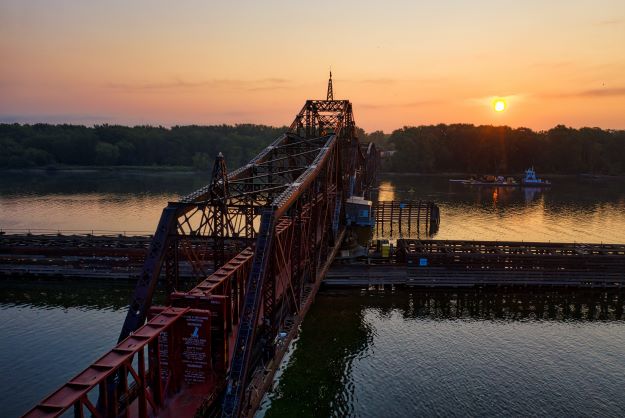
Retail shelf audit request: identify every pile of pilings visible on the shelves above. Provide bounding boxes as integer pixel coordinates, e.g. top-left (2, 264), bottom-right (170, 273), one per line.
top-left (373, 200), bottom-right (440, 238)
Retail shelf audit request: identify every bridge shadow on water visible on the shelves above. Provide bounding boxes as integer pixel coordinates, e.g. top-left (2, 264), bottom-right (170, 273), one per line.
top-left (0, 279), bottom-right (167, 310)
top-left (398, 287), bottom-right (625, 321)
top-left (264, 287), bottom-right (625, 417)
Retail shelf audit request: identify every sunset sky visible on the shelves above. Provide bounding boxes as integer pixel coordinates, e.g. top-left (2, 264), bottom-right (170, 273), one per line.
top-left (1, 0), bottom-right (624, 132)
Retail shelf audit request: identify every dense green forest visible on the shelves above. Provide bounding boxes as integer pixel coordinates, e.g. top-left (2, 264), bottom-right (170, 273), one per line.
top-left (1, 123), bottom-right (625, 174)
top-left (0, 124), bottom-right (285, 170)
top-left (384, 124), bottom-right (625, 175)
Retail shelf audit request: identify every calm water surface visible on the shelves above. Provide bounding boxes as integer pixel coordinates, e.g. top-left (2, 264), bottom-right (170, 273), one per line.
top-left (0, 170), bottom-right (205, 232)
top-left (2, 171), bottom-right (624, 242)
top-left (375, 174), bottom-right (625, 243)
top-left (0, 282), bottom-right (131, 417)
top-left (2, 170), bottom-right (625, 417)
top-left (263, 289), bottom-right (625, 417)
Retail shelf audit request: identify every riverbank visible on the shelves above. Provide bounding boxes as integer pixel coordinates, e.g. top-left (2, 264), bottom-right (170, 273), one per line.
top-left (0, 165), bottom-right (201, 174)
top-left (379, 171), bottom-right (625, 179)
top-left (3, 167), bottom-right (625, 179)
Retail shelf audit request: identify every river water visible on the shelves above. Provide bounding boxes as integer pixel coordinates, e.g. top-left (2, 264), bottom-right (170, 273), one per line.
top-left (2, 170), bottom-right (625, 417)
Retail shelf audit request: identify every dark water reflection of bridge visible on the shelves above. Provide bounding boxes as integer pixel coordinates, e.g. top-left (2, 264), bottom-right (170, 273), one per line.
top-left (0, 279), bottom-right (165, 310)
top-left (391, 288), bottom-right (625, 321)
top-left (5, 283), bottom-right (620, 327)
top-left (266, 287), bottom-right (625, 417)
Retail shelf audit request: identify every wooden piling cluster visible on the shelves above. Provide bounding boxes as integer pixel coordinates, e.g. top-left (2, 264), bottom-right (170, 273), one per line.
top-left (373, 201), bottom-right (440, 238)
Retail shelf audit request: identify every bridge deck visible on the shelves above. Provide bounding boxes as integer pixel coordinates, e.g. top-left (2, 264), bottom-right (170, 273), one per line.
top-left (20, 95), bottom-right (377, 418)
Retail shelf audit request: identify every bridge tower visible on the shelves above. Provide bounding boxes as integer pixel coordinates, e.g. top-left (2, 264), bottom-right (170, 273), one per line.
top-left (209, 152), bottom-right (230, 270)
top-left (24, 76), bottom-right (380, 418)
top-left (327, 70), bottom-right (334, 100)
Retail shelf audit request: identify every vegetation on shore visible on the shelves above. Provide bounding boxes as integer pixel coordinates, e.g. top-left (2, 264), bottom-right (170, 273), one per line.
top-left (0, 124), bottom-right (285, 171)
top-left (1, 123), bottom-right (624, 175)
top-left (382, 124), bottom-right (625, 175)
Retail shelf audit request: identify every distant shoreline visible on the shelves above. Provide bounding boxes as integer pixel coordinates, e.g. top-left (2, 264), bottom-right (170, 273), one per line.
top-left (379, 172), bottom-right (625, 179)
top-left (2, 166), bottom-right (624, 179)
top-left (0, 165), bottom-right (199, 174)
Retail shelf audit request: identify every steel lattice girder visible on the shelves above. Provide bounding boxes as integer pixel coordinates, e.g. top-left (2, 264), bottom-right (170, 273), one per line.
top-left (118, 129), bottom-right (350, 341)
top-left (222, 130), bottom-right (344, 417)
top-left (114, 96), bottom-right (375, 417)
top-left (26, 95), bottom-right (379, 418)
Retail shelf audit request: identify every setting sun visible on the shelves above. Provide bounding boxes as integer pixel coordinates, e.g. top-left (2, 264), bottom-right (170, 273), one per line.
top-left (494, 99), bottom-right (506, 112)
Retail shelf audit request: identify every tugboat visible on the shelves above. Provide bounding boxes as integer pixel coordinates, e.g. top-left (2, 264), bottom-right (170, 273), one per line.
top-left (521, 167), bottom-right (550, 187)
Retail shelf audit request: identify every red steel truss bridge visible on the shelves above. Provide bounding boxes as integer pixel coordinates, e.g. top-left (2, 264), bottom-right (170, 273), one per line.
top-left (23, 90), bottom-right (379, 417)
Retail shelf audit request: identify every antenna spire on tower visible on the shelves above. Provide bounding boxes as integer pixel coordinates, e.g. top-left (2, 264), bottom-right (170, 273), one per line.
top-left (326, 69), bottom-right (334, 100)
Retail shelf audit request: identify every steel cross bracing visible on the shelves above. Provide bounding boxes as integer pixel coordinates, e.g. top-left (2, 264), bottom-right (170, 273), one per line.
top-left (119, 99), bottom-right (373, 344)
top-left (26, 96), bottom-right (378, 418)
top-left (220, 99), bottom-right (381, 416)
top-left (327, 71), bottom-right (334, 100)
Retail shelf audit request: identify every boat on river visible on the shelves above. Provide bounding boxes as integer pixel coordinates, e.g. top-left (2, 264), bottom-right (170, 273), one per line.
top-left (450, 168), bottom-right (551, 187)
top-left (449, 175), bottom-right (519, 187)
top-left (520, 167), bottom-right (551, 187)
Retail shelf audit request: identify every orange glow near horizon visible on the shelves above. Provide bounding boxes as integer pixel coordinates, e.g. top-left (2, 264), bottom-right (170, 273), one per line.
top-left (378, 182), bottom-right (395, 201)
top-left (1, 1), bottom-right (625, 131)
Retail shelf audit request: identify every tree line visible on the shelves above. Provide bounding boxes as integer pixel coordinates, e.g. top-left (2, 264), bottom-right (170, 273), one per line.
top-left (1, 123), bottom-right (624, 175)
top-left (0, 124), bottom-right (284, 170)
top-left (383, 124), bottom-right (625, 175)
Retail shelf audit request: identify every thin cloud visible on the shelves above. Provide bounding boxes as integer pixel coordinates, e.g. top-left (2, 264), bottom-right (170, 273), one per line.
top-left (337, 78), bottom-right (397, 86)
top-left (105, 78), bottom-right (291, 92)
top-left (402, 100), bottom-right (444, 107)
top-left (260, 78), bottom-right (290, 84)
top-left (0, 113), bottom-right (112, 124)
top-left (169, 111), bottom-right (256, 126)
top-left (358, 100), bottom-right (442, 109)
top-left (466, 94), bottom-right (527, 105)
top-left (529, 60), bottom-right (573, 69)
top-left (540, 86), bottom-right (625, 99)
top-left (247, 84), bottom-right (292, 92)
top-left (595, 18), bottom-right (624, 26)
top-left (577, 87), bottom-right (625, 97)
top-left (359, 78), bottom-right (397, 85)
top-left (244, 78), bottom-right (291, 91)
top-left (106, 79), bottom-right (206, 90)
top-left (344, 77), bottom-right (446, 86)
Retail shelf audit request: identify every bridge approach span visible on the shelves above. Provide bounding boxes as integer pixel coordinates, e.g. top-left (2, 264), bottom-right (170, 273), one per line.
top-left (23, 97), bottom-right (378, 418)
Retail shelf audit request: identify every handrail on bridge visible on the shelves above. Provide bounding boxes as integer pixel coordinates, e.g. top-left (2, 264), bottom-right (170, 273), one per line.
top-left (23, 92), bottom-right (377, 418)
top-left (22, 307), bottom-right (189, 418)
top-left (0, 228), bottom-right (154, 237)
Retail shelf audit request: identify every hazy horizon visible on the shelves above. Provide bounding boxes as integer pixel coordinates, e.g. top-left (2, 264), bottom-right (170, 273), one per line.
top-left (1, 119), bottom-right (624, 136)
top-left (2, 0), bottom-right (624, 131)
